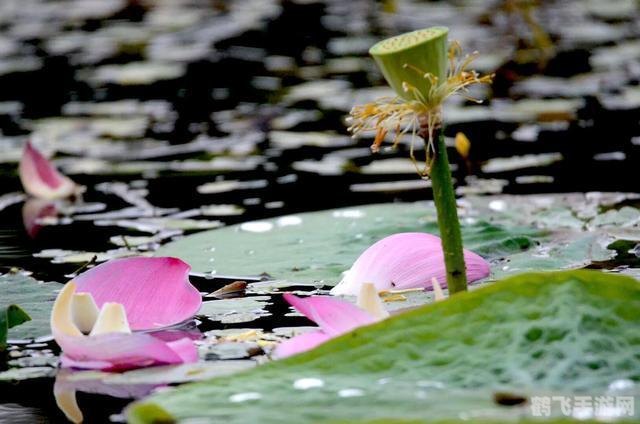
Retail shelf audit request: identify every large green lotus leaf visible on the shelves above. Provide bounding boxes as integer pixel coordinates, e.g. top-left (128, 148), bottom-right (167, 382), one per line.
top-left (155, 202), bottom-right (539, 283)
top-left (128, 270), bottom-right (640, 423)
top-left (0, 273), bottom-right (58, 340)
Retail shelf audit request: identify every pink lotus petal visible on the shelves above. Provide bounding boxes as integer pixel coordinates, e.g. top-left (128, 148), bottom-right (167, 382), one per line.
top-left (330, 232), bottom-right (490, 296)
top-left (166, 338), bottom-right (199, 363)
top-left (283, 293), bottom-right (376, 337)
top-left (74, 257), bottom-right (202, 331)
top-left (273, 330), bottom-right (331, 359)
top-left (19, 141), bottom-right (77, 200)
top-left (57, 332), bottom-right (197, 371)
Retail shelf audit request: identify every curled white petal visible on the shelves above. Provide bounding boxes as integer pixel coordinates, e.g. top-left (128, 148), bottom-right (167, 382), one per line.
top-left (89, 303), bottom-right (131, 336)
top-left (356, 282), bottom-right (389, 319)
top-left (51, 282), bottom-right (83, 338)
top-left (71, 293), bottom-right (99, 334)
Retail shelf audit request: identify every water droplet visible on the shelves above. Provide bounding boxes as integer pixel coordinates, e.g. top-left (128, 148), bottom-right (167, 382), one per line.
top-left (415, 390), bottom-right (428, 399)
top-left (293, 377), bottom-right (324, 390)
top-left (608, 378), bottom-right (634, 392)
top-left (416, 380), bottom-right (444, 389)
top-left (240, 221), bottom-right (273, 232)
top-left (277, 216), bottom-right (302, 226)
top-left (338, 388), bottom-right (364, 398)
top-left (229, 392), bottom-right (262, 403)
top-left (332, 209), bottom-right (364, 219)
top-left (488, 200), bottom-right (506, 212)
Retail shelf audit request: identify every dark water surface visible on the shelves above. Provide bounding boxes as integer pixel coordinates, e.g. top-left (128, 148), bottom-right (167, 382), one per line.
top-left (0, 0), bottom-right (639, 421)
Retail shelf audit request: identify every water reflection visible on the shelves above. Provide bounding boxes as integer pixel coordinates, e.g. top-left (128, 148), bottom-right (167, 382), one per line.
top-left (53, 322), bottom-right (201, 423)
top-left (22, 198), bottom-right (57, 239)
top-left (54, 369), bottom-right (157, 423)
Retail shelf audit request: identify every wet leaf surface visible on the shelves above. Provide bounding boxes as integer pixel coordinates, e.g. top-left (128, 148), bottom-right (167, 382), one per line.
top-left (156, 194), bottom-right (637, 286)
top-left (129, 271), bottom-right (640, 423)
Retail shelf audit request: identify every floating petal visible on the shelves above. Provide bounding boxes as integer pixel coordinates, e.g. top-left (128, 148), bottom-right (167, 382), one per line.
top-left (57, 332), bottom-right (195, 371)
top-left (19, 141), bottom-right (77, 200)
top-left (283, 293), bottom-right (376, 337)
top-left (274, 293), bottom-right (379, 359)
top-left (273, 330), bottom-right (330, 359)
top-left (74, 257), bottom-right (202, 331)
top-left (51, 281), bottom-right (198, 371)
top-left (331, 232), bottom-right (490, 296)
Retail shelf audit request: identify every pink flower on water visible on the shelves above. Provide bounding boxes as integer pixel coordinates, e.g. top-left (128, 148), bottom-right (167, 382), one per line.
top-left (274, 283), bottom-right (386, 358)
top-left (19, 141), bottom-right (78, 200)
top-left (331, 232), bottom-right (490, 296)
top-left (51, 257), bottom-right (202, 371)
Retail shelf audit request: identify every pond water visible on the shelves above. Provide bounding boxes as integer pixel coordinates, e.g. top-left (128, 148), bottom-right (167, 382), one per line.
top-left (0, 0), bottom-right (639, 422)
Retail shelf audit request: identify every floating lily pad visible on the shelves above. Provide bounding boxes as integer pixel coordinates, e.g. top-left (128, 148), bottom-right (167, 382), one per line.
top-left (0, 273), bottom-right (58, 340)
top-left (156, 195), bottom-right (631, 285)
top-left (199, 296), bottom-right (272, 324)
top-left (0, 367), bottom-right (56, 382)
top-left (128, 270), bottom-right (640, 423)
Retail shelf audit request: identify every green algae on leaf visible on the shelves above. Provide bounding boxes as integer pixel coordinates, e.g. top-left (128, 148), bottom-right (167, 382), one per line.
top-left (128, 270), bottom-right (640, 423)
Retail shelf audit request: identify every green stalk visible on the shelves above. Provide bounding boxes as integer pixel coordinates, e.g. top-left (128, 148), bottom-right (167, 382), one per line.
top-left (429, 127), bottom-right (467, 294)
top-left (367, 26), bottom-right (468, 294)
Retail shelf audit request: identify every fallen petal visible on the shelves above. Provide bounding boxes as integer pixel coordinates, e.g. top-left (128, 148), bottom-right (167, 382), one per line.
top-left (273, 330), bottom-right (330, 359)
top-left (74, 257), bottom-right (202, 330)
top-left (283, 293), bottom-right (376, 337)
top-left (52, 280), bottom-right (198, 371)
top-left (331, 232), bottom-right (490, 296)
top-left (19, 141), bottom-right (77, 200)
top-left (57, 332), bottom-right (197, 371)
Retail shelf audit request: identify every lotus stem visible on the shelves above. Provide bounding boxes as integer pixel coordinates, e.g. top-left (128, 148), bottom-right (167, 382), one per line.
top-left (350, 26), bottom-right (493, 294)
top-left (427, 126), bottom-right (468, 294)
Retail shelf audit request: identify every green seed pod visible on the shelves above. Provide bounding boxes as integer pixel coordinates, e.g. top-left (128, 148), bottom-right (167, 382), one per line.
top-left (369, 26), bottom-right (448, 103)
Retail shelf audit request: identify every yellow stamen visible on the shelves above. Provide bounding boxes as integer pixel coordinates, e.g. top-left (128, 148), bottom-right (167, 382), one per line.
top-left (348, 42), bottom-right (492, 178)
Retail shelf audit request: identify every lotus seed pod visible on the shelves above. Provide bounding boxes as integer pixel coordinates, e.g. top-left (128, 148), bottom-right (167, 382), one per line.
top-left (369, 26), bottom-right (448, 102)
